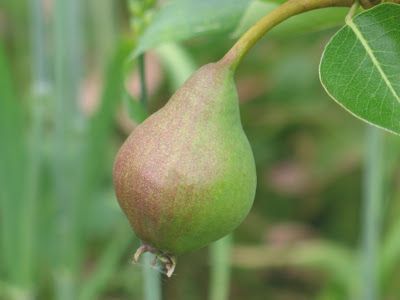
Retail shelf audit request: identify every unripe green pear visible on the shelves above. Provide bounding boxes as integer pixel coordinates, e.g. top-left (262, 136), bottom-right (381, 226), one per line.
top-left (113, 57), bottom-right (256, 276)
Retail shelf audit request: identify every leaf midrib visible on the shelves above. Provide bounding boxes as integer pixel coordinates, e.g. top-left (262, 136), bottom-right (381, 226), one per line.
top-left (346, 18), bottom-right (400, 104)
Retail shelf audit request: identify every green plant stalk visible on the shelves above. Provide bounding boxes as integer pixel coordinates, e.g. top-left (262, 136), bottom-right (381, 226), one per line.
top-left (223, 0), bottom-right (354, 70)
top-left (361, 126), bottom-right (384, 300)
top-left (209, 235), bottom-right (233, 300)
top-left (4, 0), bottom-right (29, 84)
top-left (142, 254), bottom-right (162, 300)
top-left (16, 0), bottom-right (49, 291)
top-left (0, 41), bottom-right (24, 293)
top-left (138, 54), bottom-right (148, 108)
top-left (53, 0), bottom-right (85, 298)
top-left (138, 52), bottom-right (162, 300)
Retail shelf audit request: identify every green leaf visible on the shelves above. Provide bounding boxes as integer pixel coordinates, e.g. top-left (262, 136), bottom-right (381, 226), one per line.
top-left (135, 0), bottom-right (251, 55)
top-left (320, 3), bottom-right (400, 135)
top-left (233, 1), bottom-right (348, 38)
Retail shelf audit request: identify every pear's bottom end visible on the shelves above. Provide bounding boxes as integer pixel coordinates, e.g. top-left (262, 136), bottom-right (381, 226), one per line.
top-left (133, 243), bottom-right (177, 277)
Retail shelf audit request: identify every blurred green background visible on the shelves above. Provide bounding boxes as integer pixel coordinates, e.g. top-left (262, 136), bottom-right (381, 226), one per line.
top-left (1, 0), bottom-right (400, 299)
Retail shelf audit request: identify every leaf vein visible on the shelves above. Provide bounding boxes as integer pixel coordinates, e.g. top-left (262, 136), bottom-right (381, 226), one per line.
top-left (347, 18), bottom-right (399, 104)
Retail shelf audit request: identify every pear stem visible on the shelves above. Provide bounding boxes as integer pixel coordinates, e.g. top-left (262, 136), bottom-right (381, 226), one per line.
top-left (222, 0), bottom-right (354, 70)
top-left (345, 1), bottom-right (360, 23)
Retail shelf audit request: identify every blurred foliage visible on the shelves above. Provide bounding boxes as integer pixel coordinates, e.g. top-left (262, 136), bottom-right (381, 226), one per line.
top-left (1, 0), bottom-right (400, 300)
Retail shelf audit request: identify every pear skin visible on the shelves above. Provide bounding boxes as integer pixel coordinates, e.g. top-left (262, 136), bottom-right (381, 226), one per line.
top-left (113, 58), bottom-right (256, 274)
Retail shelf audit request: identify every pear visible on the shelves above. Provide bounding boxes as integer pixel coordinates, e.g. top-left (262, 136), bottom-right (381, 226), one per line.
top-left (113, 57), bottom-right (256, 276)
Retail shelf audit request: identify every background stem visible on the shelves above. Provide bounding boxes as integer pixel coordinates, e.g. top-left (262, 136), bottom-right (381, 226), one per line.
top-left (139, 54), bottom-right (148, 108)
top-left (138, 53), bottom-right (162, 300)
top-left (209, 235), bottom-right (233, 300)
top-left (362, 126), bottom-right (384, 300)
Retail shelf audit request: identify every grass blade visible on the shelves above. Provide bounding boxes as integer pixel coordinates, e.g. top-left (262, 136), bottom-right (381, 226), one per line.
top-left (0, 40), bottom-right (26, 288)
top-left (361, 126), bottom-right (384, 300)
top-left (52, 0), bottom-right (85, 297)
